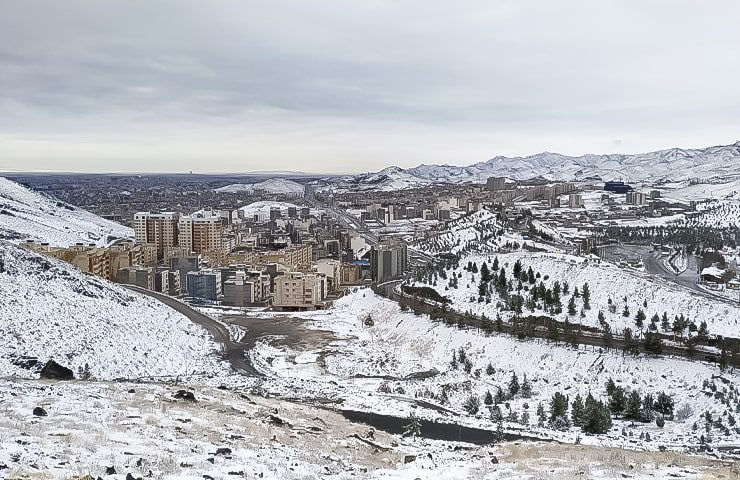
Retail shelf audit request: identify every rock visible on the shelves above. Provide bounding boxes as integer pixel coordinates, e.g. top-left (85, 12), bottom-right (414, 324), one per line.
top-left (127, 389), bottom-right (136, 394)
top-left (215, 447), bottom-right (232, 456)
top-left (125, 473), bottom-right (142, 480)
top-left (268, 415), bottom-right (291, 427)
top-left (105, 466), bottom-right (116, 475)
top-left (32, 406), bottom-right (47, 417)
top-left (403, 455), bottom-right (417, 464)
top-left (203, 476), bottom-right (215, 480)
top-left (173, 390), bottom-right (196, 402)
top-left (490, 456), bottom-right (499, 464)
top-left (206, 458), bottom-right (214, 464)
top-left (39, 360), bottom-right (74, 380)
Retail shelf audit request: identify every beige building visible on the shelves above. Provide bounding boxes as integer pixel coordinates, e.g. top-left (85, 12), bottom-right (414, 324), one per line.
top-left (134, 212), bottom-right (179, 260)
top-left (273, 271), bottom-right (327, 311)
top-left (178, 210), bottom-right (226, 255)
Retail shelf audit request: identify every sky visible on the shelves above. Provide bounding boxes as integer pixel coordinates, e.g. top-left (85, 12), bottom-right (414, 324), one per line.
top-left (1, 0), bottom-right (739, 174)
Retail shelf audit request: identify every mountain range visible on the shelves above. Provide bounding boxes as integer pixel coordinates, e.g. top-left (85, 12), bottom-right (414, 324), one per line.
top-left (330, 141), bottom-right (740, 192)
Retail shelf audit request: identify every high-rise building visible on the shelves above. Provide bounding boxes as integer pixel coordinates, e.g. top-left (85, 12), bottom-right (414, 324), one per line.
top-left (178, 210), bottom-right (225, 255)
top-left (370, 239), bottom-right (407, 283)
top-left (486, 176), bottom-right (506, 191)
top-left (568, 194), bottom-right (584, 208)
top-left (133, 212), bottom-right (179, 260)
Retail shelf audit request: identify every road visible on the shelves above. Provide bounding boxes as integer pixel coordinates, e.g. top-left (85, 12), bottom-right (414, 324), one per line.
top-left (125, 285), bottom-right (261, 376)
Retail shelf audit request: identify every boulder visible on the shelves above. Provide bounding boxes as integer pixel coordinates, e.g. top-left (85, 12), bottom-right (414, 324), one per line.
top-left (39, 360), bottom-right (74, 380)
top-left (173, 390), bottom-right (196, 402)
top-left (32, 406), bottom-right (47, 417)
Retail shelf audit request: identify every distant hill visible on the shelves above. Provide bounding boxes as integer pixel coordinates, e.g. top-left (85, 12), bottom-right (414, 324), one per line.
top-left (328, 141), bottom-right (740, 193)
top-left (0, 177), bottom-right (133, 246)
top-left (217, 178), bottom-right (305, 195)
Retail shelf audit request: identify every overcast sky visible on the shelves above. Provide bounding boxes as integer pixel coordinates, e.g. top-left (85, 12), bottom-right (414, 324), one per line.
top-left (1, 1), bottom-right (739, 174)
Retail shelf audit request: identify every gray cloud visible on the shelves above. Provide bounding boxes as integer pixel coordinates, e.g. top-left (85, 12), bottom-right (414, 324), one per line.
top-left (1, 0), bottom-right (739, 173)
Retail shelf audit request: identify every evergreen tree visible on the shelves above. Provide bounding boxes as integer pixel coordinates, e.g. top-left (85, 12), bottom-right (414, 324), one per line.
top-left (495, 386), bottom-right (505, 404)
top-left (484, 390), bottom-right (494, 406)
top-left (568, 296), bottom-right (577, 316)
top-left (536, 402), bottom-right (547, 426)
top-left (527, 266), bottom-right (535, 285)
top-left (403, 412), bottom-right (422, 439)
top-left (508, 372), bottom-right (520, 397)
top-left (625, 390), bottom-right (642, 420)
top-left (654, 392), bottom-right (674, 418)
top-left (463, 394), bottom-right (480, 415)
top-left (549, 392), bottom-right (569, 422)
top-left (513, 259), bottom-right (522, 278)
top-left (571, 394), bottom-right (586, 426)
top-left (608, 386), bottom-right (627, 415)
top-left (582, 283), bottom-right (591, 310)
top-left (597, 310), bottom-right (605, 324)
top-left (660, 312), bottom-right (670, 332)
top-left (623, 328), bottom-right (639, 356)
top-left (635, 308), bottom-right (646, 331)
top-left (480, 261), bottom-right (491, 282)
top-left (521, 374), bottom-right (532, 398)
top-left (622, 305), bottom-right (630, 318)
top-left (698, 320), bottom-right (709, 340)
top-left (582, 399), bottom-right (613, 434)
top-left (492, 256), bottom-right (499, 271)
top-left (486, 362), bottom-right (495, 376)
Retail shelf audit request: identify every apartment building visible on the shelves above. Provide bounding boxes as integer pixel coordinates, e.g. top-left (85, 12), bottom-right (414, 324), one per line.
top-left (178, 209), bottom-right (226, 255)
top-left (273, 271), bottom-right (327, 311)
top-left (223, 270), bottom-right (270, 306)
top-left (370, 239), bottom-right (407, 283)
top-left (185, 270), bottom-right (221, 303)
top-left (133, 212), bottom-right (179, 260)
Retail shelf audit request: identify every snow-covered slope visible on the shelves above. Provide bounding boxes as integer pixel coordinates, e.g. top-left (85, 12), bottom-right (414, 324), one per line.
top-left (331, 142), bottom-right (740, 191)
top-left (217, 178), bottom-right (304, 195)
top-left (0, 177), bottom-right (133, 246)
top-left (332, 166), bottom-right (433, 192)
top-left (0, 241), bottom-right (228, 380)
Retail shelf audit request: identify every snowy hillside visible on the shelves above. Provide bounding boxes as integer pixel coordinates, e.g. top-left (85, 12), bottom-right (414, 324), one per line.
top-left (331, 166), bottom-right (433, 192)
top-left (331, 142), bottom-right (740, 191)
top-left (413, 210), bottom-right (513, 256)
top-left (252, 289), bottom-right (740, 452)
top-left (413, 251), bottom-right (740, 339)
top-left (217, 178), bottom-right (304, 195)
top-left (238, 200), bottom-right (320, 220)
top-left (0, 241), bottom-right (228, 380)
top-left (0, 177), bottom-right (133, 246)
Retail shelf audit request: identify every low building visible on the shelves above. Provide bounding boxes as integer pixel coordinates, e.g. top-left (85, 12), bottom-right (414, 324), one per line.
top-left (117, 266), bottom-right (154, 290)
top-left (223, 270), bottom-right (270, 306)
top-left (185, 270), bottom-right (221, 303)
top-left (273, 271), bottom-right (327, 311)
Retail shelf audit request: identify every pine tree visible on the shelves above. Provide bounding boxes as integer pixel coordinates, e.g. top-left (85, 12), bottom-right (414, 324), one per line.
top-left (403, 412), bottom-right (422, 439)
top-left (484, 390), bottom-right (494, 406)
top-left (486, 362), bottom-right (495, 376)
top-left (625, 390), bottom-right (642, 420)
top-left (597, 310), bottom-right (605, 324)
top-left (463, 394), bottom-right (480, 415)
top-left (698, 320), bottom-right (709, 340)
top-left (582, 399), bottom-right (613, 434)
top-left (513, 259), bottom-right (522, 278)
top-left (568, 296), bottom-right (577, 316)
top-left (480, 261), bottom-right (491, 282)
top-left (622, 305), bottom-right (630, 317)
top-left (509, 372), bottom-right (520, 397)
top-left (495, 386), bottom-right (505, 404)
top-left (635, 308), bottom-right (646, 331)
top-left (571, 394), bottom-right (586, 426)
top-left (549, 392), bottom-right (569, 422)
top-left (608, 386), bottom-right (627, 416)
top-left (582, 283), bottom-right (591, 309)
top-left (536, 402), bottom-right (546, 426)
top-left (660, 312), bottom-right (670, 332)
top-left (492, 256), bottom-right (499, 271)
top-left (521, 374), bottom-right (532, 398)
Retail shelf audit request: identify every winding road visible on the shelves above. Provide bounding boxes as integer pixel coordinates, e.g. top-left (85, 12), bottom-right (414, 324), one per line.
top-left (125, 285), bottom-right (261, 376)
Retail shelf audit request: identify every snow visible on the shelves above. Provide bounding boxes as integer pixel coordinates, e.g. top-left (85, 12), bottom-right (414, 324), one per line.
top-left (413, 251), bottom-right (740, 338)
top-left (0, 241), bottom-right (229, 380)
top-left (217, 178), bottom-right (304, 195)
top-left (328, 142), bottom-right (740, 193)
top-left (250, 289), bottom-right (740, 453)
top-left (0, 177), bottom-right (133, 246)
top-left (238, 200), bottom-right (317, 218)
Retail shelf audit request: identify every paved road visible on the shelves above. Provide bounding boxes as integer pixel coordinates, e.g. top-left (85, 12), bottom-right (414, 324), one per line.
top-left (125, 285), bottom-right (261, 376)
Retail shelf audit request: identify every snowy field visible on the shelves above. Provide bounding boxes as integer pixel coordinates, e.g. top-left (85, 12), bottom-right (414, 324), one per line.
top-left (0, 177), bottom-right (133, 246)
top-left (217, 178), bottom-right (305, 195)
top-left (0, 241), bottom-right (229, 381)
top-left (412, 251), bottom-right (740, 339)
top-left (3, 380), bottom-right (736, 480)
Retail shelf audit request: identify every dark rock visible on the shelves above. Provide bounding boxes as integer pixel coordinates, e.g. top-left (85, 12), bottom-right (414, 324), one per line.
top-left (215, 447), bottom-right (232, 456)
top-left (105, 466), bottom-right (116, 475)
top-left (32, 406), bottom-right (47, 417)
top-left (125, 474), bottom-right (142, 480)
top-left (268, 415), bottom-right (291, 427)
top-left (403, 455), bottom-right (417, 464)
top-left (227, 472), bottom-right (245, 476)
top-left (490, 456), bottom-right (498, 464)
top-left (203, 476), bottom-right (215, 480)
top-left (206, 458), bottom-right (215, 464)
top-left (173, 390), bottom-right (196, 402)
top-left (40, 360), bottom-right (74, 380)
top-left (127, 389), bottom-right (136, 394)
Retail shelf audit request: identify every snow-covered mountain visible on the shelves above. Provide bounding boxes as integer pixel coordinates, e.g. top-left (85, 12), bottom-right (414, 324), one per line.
top-left (0, 240), bottom-right (228, 380)
top-left (331, 141), bottom-right (740, 191)
top-left (0, 177), bottom-right (133, 246)
top-left (217, 178), bottom-right (305, 195)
